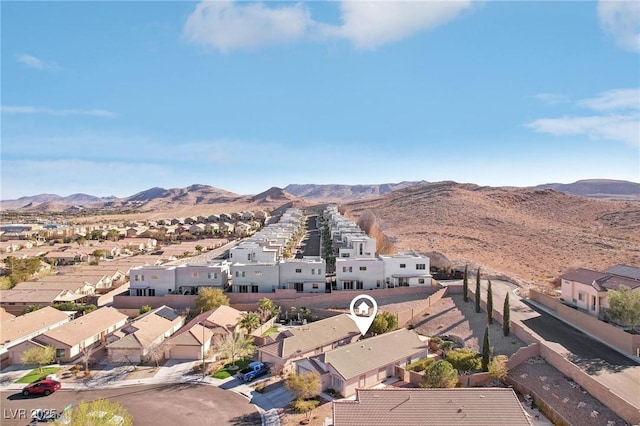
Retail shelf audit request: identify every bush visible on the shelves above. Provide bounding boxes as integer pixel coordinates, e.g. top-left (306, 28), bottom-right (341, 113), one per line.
top-left (445, 348), bottom-right (481, 373)
top-left (406, 357), bottom-right (435, 372)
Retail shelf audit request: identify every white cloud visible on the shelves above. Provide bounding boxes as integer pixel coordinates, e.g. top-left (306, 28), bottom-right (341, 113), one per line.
top-left (1, 105), bottom-right (117, 118)
top-left (16, 53), bottom-right (58, 70)
top-left (527, 88), bottom-right (640, 147)
top-left (326, 1), bottom-right (473, 49)
top-left (526, 114), bottom-right (639, 147)
top-left (598, 0), bottom-right (640, 53)
top-left (183, 1), bottom-right (312, 52)
top-left (578, 88), bottom-right (640, 111)
top-left (183, 1), bottom-right (472, 52)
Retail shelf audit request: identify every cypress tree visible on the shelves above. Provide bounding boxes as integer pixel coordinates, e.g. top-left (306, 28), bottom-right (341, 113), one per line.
top-left (482, 325), bottom-right (490, 372)
top-left (503, 292), bottom-right (510, 336)
top-left (463, 264), bottom-right (469, 302)
top-left (487, 279), bottom-right (493, 324)
top-left (475, 268), bottom-right (481, 313)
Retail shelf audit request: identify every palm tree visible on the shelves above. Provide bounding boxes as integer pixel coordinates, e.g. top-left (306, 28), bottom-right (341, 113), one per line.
top-left (240, 311), bottom-right (260, 334)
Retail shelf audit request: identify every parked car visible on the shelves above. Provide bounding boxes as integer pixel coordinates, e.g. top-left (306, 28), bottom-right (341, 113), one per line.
top-left (237, 361), bottom-right (269, 382)
top-left (22, 380), bottom-right (61, 397)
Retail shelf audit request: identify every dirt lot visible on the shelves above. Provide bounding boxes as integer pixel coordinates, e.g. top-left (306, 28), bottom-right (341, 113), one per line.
top-left (511, 358), bottom-right (627, 426)
top-left (410, 293), bottom-right (525, 357)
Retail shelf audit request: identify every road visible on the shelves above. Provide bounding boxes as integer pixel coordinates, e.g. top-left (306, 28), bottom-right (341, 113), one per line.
top-left (295, 215), bottom-right (320, 259)
top-left (2, 383), bottom-right (260, 426)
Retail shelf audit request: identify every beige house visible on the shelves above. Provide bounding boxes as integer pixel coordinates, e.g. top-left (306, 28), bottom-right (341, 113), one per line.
top-left (560, 265), bottom-right (640, 318)
top-left (0, 307), bottom-right (71, 369)
top-left (296, 328), bottom-right (429, 398)
top-left (259, 314), bottom-right (360, 373)
top-left (13, 279), bottom-right (96, 296)
top-left (332, 388), bottom-right (531, 426)
top-left (0, 289), bottom-right (86, 315)
top-left (35, 307), bottom-right (128, 362)
top-left (107, 306), bottom-right (184, 364)
top-left (165, 305), bottom-right (242, 360)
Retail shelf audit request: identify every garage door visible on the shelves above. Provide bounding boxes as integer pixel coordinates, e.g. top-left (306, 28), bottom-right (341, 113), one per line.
top-left (169, 346), bottom-right (199, 360)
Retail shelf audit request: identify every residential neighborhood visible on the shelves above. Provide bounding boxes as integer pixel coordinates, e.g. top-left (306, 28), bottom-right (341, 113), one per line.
top-left (0, 205), bottom-right (639, 426)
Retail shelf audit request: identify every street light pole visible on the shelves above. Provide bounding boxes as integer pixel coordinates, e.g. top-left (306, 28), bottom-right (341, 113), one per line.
top-left (201, 323), bottom-right (206, 379)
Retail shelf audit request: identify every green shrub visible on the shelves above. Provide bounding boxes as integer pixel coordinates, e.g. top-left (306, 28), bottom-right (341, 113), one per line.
top-left (406, 357), bottom-right (435, 372)
top-left (445, 348), bottom-right (481, 373)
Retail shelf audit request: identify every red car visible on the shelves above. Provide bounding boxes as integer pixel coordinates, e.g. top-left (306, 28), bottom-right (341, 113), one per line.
top-left (22, 379), bottom-right (61, 396)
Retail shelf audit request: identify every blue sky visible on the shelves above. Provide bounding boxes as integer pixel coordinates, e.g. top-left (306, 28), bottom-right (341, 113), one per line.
top-left (2, 1), bottom-right (639, 199)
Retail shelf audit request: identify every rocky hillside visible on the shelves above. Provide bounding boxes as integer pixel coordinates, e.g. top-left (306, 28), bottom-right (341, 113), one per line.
top-left (285, 181), bottom-right (427, 202)
top-left (343, 181), bottom-right (640, 287)
top-left (535, 179), bottom-right (640, 200)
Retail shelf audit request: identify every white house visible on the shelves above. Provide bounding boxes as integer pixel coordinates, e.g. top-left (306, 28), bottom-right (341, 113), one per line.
top-left (129, 265), bottom-right (177, 296)
top-left (278, 258), bottom-right (326, 293)
top-left (230, 262), bottom-right (279, 293)
top-left (335, 258), bottom-right (385, 291)
top-left (380, 252), bottom-right (431, 287)
top-left (175, 262), bottom-right (230, 295)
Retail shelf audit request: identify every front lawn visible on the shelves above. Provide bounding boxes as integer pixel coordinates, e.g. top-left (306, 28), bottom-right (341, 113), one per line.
top-left (212, 359), bottom-right (252, 379)
top-left (16, 367), bottom-right (61, 383)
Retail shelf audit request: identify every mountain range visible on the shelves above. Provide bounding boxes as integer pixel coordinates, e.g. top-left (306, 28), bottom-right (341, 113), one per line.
top-left (2, 179), bottom-right (638, 212)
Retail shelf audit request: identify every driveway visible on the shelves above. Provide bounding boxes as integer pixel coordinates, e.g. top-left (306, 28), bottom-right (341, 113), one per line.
top-left (1, 383), bottom-right (260, 426)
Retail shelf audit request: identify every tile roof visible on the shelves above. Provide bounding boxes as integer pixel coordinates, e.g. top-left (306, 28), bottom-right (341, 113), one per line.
top-left (0, 289), bottom-right (84, 304)
top-left (560, 268), bottom-right (607, 284)
top-left (606, 264), bottom-right (640, 281)
top-left (317, 328), bottom-right (427, 380)
top-left (107, 306), bottom-right (183, 349)
top-left (333, 388), bottom-right (531, 426)
top-left (261, 314), bottom-right (360, 360)
top-left (40, 307), bottom-right (128, 347)
top-left (0, 307), bottom-right (70, 344)
top-left (168, 324), bottom-right (213, 346)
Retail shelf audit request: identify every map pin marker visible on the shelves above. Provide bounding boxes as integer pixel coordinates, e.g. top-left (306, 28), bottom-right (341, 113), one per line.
top-left (349, 294), bottom-right (378, 336)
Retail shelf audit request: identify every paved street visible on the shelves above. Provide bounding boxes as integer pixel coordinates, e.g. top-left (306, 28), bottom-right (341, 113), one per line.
top-left (1, 384), bottom-right (260, 426)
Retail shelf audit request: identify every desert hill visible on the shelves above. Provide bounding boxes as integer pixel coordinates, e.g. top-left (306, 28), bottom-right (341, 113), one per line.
top-left (535, 179), bottom-right (640, 201)
top-left (285, 181), bottom-right (427, 202)
top-left (250, 187), bottom-right (301, 203)
top-left (1, 193), bottom-right (115, 210)
top-left (343, 181), bottom-right (640, 287)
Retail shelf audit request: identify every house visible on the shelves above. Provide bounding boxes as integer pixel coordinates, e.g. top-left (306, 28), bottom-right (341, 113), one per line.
top-left (335, 258), bottom-right (385, 291)
top-left (129, 265), bottom-right (177, 296)
top-left (175, 262), bottom-right (230, 295)
top-left (107, 306), bottom-right (184, 364)
top-left (332, 388), bottom-right (531, 426)
top-left (379, 251), bottom-right (431, 287)
top-left (0, 289), bottom-right (86, 315)
top-left (560, 265), bottom-right (640, 317)
top-left (278, 258), bottom-right (326, 293)
top-left (259, 314), bottom-right (360, 373)
top-left (295, 328), bottom-right (429, 397)
top-left (44, 251), bottom-right (82, 265)
top-left (34, 307), bottom-right (128, 362)
top-left (234, 222), bottom-right (252, 237)
top-left (0, 307), bottom-right (71, 369)
top-left (165, 305), bottom-right (242, 360)
top-left (12, 279), bottom-right (96, 297)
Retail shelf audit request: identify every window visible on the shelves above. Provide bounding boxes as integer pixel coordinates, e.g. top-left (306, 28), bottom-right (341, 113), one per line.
top-left (251, 285), bottom-right (259, 293)
top-left (419, 278), bottom-right (425, 284)
top-left (359, 244), bottom-right (363, 256)
top-left (349, 267), bottom-right (353, 272)
top-left (148, 288), bottom-right (155, 296)
top-left (239, 285), bottom-right (248, 293)
top-left (342, 266), bottom-right (347, 273)
top-left (247, 254), bottom-right (251, 261)
top-left (55, 349), bottom-right (65, 358)
top-left (416, 264), bottom-right (426, 270)
top-left (376, 280), bottom-right (381, 288)
top-left (343, 281), bottom-right (354, 290)
top-left (312, 283), bottom-right (319, 289)
top-left (235, 271), bottom-right (239, 278)
top-left (332, 376), bottom-right (342, 390)
top-left (311, 269), bottom-right (315, 275)
top-left (400, 264), bottom-right (406, 268)
top-left (192, 272), bottom-right (198, 278)
top-left (208, 273), bottom-right (217, 279)
top-left (151, 275), bottom-right (158, 280)
top-left (296, 268), bottom-right (302, 273)
top-left (359, 266), bottom-right (367, 271)
top-left (242, 271), bottom-right (246, 277)
top-left (295, 282), bottom-right (304, 292)
top-left (356, 281), bottom-right (363, 290)
top-left (578, 292), bottom-right (585, 301)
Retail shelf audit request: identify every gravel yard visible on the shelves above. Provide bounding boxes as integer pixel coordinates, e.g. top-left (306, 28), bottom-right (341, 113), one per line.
top-left (511, 358), bottom-right (628, 426)
top-left (410, 292), bottom-right (525, 356)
